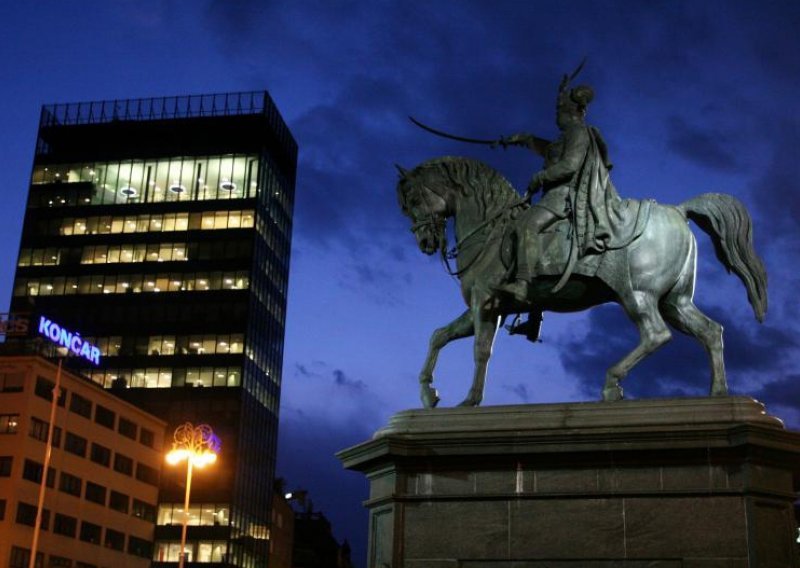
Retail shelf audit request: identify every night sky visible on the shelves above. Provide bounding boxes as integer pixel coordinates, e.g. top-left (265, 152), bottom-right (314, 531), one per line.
top-left (2, 2), bottom-right (800, 565)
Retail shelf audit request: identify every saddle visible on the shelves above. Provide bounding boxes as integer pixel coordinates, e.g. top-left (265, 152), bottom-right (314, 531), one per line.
top-left (500, 218), bottom-right (602, 279)
top-left (501, 199), bottom-right (653, 281)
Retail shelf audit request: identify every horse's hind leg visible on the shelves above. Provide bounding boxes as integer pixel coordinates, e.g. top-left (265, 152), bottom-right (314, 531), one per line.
top-left (419, 309), bottom-right (474, 408)
top-left (661, 290), bottom-right (726, 396)
top-left (603, 292), bottom-right (672, 401)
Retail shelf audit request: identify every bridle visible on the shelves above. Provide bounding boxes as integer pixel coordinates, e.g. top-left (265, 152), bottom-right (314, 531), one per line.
top-left (405, 176), bottom-right (517, 278)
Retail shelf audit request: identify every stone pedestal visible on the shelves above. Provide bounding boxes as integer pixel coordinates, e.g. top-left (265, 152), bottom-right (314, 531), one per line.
top-left (337, 397), bottom-right (800, 568)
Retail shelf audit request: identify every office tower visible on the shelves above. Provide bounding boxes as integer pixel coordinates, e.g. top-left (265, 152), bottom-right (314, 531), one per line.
top-left (10, 92), bottom-right (297, 566)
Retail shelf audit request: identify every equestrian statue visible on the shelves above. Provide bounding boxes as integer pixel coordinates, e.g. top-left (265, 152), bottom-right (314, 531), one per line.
top-left (397, 63), bottom-right (767, 408)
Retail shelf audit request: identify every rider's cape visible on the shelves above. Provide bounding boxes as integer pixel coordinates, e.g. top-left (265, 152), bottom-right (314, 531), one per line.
top-left (576, 128), bottom-right (649, 255)
top-left (533, 127), bottom-right (651, 278)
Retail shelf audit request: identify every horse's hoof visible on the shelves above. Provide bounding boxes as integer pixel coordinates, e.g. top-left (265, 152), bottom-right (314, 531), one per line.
top-left (602, 385), bottom-right (623, 402)
top-left (421, 385), bottom-right (440, 409)
top-left (710, 386), bottom-right (728, 397)
top-left (456, 393), bottom-right (482, 407)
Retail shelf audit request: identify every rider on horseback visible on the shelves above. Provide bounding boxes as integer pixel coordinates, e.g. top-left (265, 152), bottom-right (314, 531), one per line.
top-left (495, 77), bottom-right (626, 305)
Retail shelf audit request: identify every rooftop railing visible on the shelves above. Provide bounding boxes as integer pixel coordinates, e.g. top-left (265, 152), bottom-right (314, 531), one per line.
top-left (41, 91), bottom-right (274, 126)
top-left (36, 90), bottom-right (297, 158)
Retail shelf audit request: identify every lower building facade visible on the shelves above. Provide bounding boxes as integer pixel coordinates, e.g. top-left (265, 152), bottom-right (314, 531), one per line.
top-left (0, 355), bottom-right (165, 567)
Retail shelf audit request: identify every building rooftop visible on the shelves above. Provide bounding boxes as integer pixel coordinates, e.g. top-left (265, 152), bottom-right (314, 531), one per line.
top-left (35, 90), bottom-right (298, 161)
top-left (42, 91), bottom-right (274, 126)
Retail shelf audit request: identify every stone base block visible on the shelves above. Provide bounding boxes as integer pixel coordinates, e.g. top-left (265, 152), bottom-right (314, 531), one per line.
top-left (338, 397), bottom-right (800, 568)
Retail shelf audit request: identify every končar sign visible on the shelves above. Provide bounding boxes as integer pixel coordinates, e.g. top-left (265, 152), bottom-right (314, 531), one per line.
top-left (38, 316), bottom-right (101, 365)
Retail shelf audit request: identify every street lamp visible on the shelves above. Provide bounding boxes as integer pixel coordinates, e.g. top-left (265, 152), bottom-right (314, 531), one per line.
top-left (166, 422), bottom-right (221, 567)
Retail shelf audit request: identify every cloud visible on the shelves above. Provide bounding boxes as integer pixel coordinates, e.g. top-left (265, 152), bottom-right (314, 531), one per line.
top-left (502, 382), bottom-right (530, 403)
top-left (665, 116), bottom-right (739, 172)
top-left (333, 369), bottom-right (367, 392)
top-left (294, 362), bottom-right (322, 379)
top-left (750, 374), bottom-right (800, 430)
top-left (753, 374), bottom-right (800, 406)
top-left (294, 361), bottom-right (369, 393)
top-left (748, 120), bottom-right (800, 238)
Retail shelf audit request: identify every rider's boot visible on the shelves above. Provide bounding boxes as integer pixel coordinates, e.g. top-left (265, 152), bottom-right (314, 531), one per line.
top-left (494, 227), bottom-right (537, 303)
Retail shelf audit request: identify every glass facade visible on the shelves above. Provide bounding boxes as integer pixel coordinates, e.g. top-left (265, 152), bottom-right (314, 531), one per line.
top-left (11, 91), bottom-right (297, 567)
top-left (27, 209), bottom-right (255, 237)
top-left (29, 154), bottom-right (258, 206)
top-left (16, 270), bottom-right (249, 296)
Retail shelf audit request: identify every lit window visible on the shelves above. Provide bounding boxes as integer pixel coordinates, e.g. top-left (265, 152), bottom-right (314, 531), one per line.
top-left (0, 414), bottom-right (19, 434)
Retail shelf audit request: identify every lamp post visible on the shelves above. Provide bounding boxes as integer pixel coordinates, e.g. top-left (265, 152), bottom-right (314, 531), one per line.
top-left (29, 359), bottom-right (62, 568)
top-left (166, 422), bottom-right (220, 567)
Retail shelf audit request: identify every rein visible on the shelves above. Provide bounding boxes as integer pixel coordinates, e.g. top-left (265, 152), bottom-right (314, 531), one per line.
top-left (441, 199), bottom-right (524, 278)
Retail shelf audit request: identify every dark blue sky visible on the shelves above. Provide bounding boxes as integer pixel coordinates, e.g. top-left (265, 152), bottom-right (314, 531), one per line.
top-left (2, 2), bottom-right (800, 565)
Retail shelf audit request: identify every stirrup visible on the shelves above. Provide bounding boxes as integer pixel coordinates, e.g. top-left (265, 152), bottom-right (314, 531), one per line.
top-left (505, 311), bottom-right (543, 343)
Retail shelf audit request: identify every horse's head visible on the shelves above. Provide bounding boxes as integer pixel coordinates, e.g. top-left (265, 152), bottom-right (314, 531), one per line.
top-left (396, 163), bottom-right (450, 256)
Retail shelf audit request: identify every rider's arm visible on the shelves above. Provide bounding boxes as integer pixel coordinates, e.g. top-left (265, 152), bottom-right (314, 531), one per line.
top-left (501, 132), bottom-right (550, 156)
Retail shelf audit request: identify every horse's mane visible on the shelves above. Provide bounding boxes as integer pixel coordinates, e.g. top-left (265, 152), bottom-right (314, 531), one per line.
top-left (405, 156), bottom-right (519, 216)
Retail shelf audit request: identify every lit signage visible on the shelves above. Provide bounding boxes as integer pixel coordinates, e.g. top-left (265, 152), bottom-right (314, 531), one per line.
top-left (38, 316), bottom-right (101, 365)
top-left (0, 313), bottom-right (30, 336)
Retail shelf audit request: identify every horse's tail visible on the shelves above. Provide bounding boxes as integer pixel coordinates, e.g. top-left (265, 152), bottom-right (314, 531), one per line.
top-left (678, 193), bottom-right (767, 322)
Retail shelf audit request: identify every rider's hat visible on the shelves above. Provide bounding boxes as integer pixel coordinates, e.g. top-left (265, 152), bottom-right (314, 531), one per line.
top-left (558, 84), bottom-right (594, 117)
top-left (557, 59), bottom-right (593, 118)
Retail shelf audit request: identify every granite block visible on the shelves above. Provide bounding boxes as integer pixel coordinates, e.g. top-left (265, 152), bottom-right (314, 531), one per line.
top-left (475, 469), bottom-right (516, 494)
top-left (746, 464), bottom-right (793, 493)
top-left (370, 471), bottom-right (396, 499)
top-left (404, 500), bottom-right (509, 559)
top-left (509, 498), bottom-right (625, 558)
top-left (624, 496), bottom-right (747, 558)
top-left (533, 468), bottom-right (599, 494)
top-left (682, 559), bottom-right (748, 568)
top-left (611, 466), bottom-right (662, 492)
top-left (371, 506), bottom-right (395, 568)
top-left (432, 470), bottom-right (474, 495)
top-left (751, 499), bottom-right (796, 567)
top-left (661, 465), bottom-right (712, 491)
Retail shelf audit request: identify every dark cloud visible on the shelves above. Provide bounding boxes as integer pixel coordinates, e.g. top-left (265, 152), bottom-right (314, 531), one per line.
top-left (294, 361), bottom-right (369, 393)
top-left (665, 116), bottom-right (740, 172)
top-left (295, 363), bottom-right (313, 378)
top-left (747, 3), bottom-right (800, 85)
top-left (203, 0), bottom-right (279, 51)
top-left (753, 374), bottom-right (800, 407)
top-left (502, 382), bottom-right (530, 403)
top-left (351, 263), bottom-right (389, 286)
top-left (333, 369), bottom-right (367, 392)
top-left (748, 119), bottom-right (800, 238)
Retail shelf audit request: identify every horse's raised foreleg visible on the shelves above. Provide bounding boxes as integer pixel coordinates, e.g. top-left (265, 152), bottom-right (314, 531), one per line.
top-left (457, 296), bottom-right (500, 407)
top-left (419, 309), bottom-right (475, 408)
top-left (603, 292), bottom-right (672, 401)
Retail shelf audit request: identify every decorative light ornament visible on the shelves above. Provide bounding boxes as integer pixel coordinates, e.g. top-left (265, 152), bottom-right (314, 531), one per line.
top-left (120, 186), bottom-right (138, 197)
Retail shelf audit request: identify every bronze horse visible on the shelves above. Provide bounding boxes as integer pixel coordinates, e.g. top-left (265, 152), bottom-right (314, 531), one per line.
top-left (397, 156), bottom-right (767, 408)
